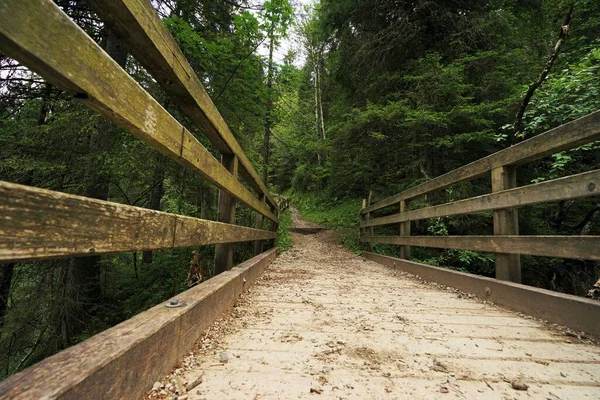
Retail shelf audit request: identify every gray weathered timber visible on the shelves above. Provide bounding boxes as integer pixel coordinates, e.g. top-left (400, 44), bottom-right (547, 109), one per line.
top-left (360, 235), bottom-right (600, 260)
top-left (0, 248), bottom-right (277, 399)
top-left (361, 169), bottom-right (600, 228)
top-left (254, 194), bottom-right (266, 256)
top-left (215, 155), bottom-right (239, 274)
top-left (366, 193), bottom-right (373, 252)
top-left (399, 200), bottom-right (411, 259)
top-left (363, 110), bottom-right (600, 214)
top-left (492, 166), bottom-right (521, 282)
top-left (0, 181), bottom-right (276, 262)
top-left (0, 0), bottom-right (276, 222)
top-left (364, 252), bottom-right (600, 337)
top-left (86, 0), bottom-right (277, 211)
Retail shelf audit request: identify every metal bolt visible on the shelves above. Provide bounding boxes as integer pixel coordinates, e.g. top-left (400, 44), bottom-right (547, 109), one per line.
top-left (166, 299), bottom-right (184, 308)
top-left (588, 182), bottom-right (596, 192)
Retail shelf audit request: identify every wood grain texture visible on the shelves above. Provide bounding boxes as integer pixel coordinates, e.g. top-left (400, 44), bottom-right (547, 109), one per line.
top-left (0, 0), bottom-right (276, 222)
top-left (254, 194), bottom-right (266, 256)
top-left (363, 110), bottom-right (600, 214)
top-left (364, 252), bottom-right (600, 337)
top-left (0, 181), bottom-right (276, 262)
top-left (0, 248), bottom-right (277, 400)
top-left (361, 169), bottom-right (600, 228)
top-left (492, 166), bottom-right (521, 282)
top-left (215, 155), bottom-right (239, 274)
top-left (86, 0), bottom-right (277, 210)
top-left (399, 200), bottom-right (411, 260)
top-left (360, 235), bottom-right (600, 260)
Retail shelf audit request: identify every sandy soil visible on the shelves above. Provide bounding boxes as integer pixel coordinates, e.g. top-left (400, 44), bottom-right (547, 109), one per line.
top-left (145, 212), bottom-right (600, 400)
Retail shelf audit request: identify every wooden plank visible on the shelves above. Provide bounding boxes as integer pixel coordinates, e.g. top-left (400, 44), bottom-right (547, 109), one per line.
top-left (0, 248), bottom-right (277, 399)
top-left (366, 192), bottom-right (373, 252)
top-left (363, 110), bottom-right (600, 214)
top-left (492, 166), bottom-right (521, 282)
top-left (215, 155), bottom-right (239, 275)
top-left (399, 200), bottom-right (411, 259)
top-left (267, 203), bottom-right (279, 249)
top-left (0, 181), bottom-right (276, 262)
top-left (364, 252), bottom-right (600, 337)
top-left (360, 235), bottom-right (600, 260)
top-left (360, 199), bottom-right (367, 237)
top-left (86, 0), bottom-right (277, 211)
top-left (361, 169), bottom-right (600, 228)
top-left (0, 0), bottom-right (276, 222)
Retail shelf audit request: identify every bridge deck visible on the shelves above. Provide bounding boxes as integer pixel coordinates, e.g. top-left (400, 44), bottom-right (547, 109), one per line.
top-left (146, 230), bottom-right (600, 399)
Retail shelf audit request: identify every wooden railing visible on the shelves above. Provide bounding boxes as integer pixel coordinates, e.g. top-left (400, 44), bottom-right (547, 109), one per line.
top-left (0, 0), bottom-right (278, 273)
top-left (360, 110), bottom-right (600, 283)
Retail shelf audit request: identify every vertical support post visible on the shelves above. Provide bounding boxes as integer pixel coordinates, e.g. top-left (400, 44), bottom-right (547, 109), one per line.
top-left (366, 191), bottom-right (373, 252)
top-left (492, 166), bottom-right (521, 283)
top-left (214, 154), bottom-right (239, 275)
top-left (360, 199), bottom-right (367, 245)
top-left (268, 203), bottom-right (279, 250)
top-left (253, 193), bottom-right (266, 255)
top-left (399, 200), bottom-right (411, 260)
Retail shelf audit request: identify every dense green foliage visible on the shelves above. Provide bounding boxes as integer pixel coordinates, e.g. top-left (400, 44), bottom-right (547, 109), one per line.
top-left (268, 0), bottom-right (600, 297)
top-left (0, 0), bottom-right (291, 378)
top-left (275, 208), bottom-right (293, 251)
top-left (0, 0), bottom-right (598, 380)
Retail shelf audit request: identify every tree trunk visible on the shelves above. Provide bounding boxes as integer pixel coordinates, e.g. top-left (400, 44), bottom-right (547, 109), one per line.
top-left (66, 29), bottom-right (128, 342)
top-left (0, 264), bottom-right (14, 328)
top-left (142, 154), bottom-right (165, 264)
top-left (513, 5), bottom-right (573, 142)
top-left (37, 83), bottom-right (53, 125)
top-left (262, 25), bottom-right (275, 185)
top-left (317, 49), bottom-right (326, 141)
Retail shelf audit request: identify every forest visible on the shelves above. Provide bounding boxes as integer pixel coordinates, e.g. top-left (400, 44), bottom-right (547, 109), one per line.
top-left (0, 0), bottom-right (599, 379)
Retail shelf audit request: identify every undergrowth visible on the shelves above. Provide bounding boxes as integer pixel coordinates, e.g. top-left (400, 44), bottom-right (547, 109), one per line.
top-left (275, 208), bottom-right (293, 251)
top-left (291, 193), bottom-right (363, 254)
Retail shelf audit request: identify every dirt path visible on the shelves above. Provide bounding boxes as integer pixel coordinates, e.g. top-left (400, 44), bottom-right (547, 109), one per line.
top-left (146, 213), bottom-right (600, 399)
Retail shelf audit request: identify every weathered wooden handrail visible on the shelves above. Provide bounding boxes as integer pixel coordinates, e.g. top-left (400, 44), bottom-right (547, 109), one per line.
top-left (362, 110), bottom-right (600, 215)
top-left (0, 0), bottom-right (279, 275)
top-left (361, 169), bottom-right (600, 227)
top-left (0, 0), bottom-right (281, 396)
top-left (0, 181), bottom-right (276, 262)
top-left (86, 0), bottom-right (278, 212)
top-left (360, 110), bottom-right (600, 283)
top-left (0, 0), bottom-right (276, 223)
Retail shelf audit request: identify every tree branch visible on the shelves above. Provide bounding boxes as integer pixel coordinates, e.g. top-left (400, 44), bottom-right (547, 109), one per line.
top-left (513, 5), bottom-right (574, 142)
top-left (215, 35), bottom-right (267, 101)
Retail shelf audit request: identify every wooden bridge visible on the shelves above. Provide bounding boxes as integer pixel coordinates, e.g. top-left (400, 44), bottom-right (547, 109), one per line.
top-left (0, 1), bottom-right (599, 398)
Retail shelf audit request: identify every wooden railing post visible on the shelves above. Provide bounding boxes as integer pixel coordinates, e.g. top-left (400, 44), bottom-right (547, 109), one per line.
top-left (366, 192), bottom-right (373, 252)
top-left (253, 193), bottom-right (266, 255)
top-left (492, 166), bottom-right (521, 282)
top-left (360, 199), bottom-right (367, 244)
top-left (268, 203), bottom-right (279, 250)
top-left (399, 200), bottom-right (411, 259)
top-left (214, 154), bottom-right (239, 275)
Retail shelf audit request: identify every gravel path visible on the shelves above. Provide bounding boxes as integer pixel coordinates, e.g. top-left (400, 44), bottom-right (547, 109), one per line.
top-left (146, 214), bottom-right (600, 399)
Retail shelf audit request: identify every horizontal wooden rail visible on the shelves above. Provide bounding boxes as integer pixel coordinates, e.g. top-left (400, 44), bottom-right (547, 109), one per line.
top-left (361, 169), bottom-right (600, 228)
top-left (361, 235), bottom-right (600, 260)
top-left (0, 248), bottom-right (277, 399)
top-left (363, 110), bottom-right (600, 214)
top-left (365, 253), bottom-right (600, 337)
top-left (0, 0), bottom-right (276, 222)
top-left (87, 0), bottom-right (277, 210)
top-left (0, 181), bottom-right (276, 262)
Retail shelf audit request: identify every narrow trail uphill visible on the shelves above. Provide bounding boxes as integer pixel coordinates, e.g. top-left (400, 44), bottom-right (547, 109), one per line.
top-left (145, 210), bottom-right (600, 400)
